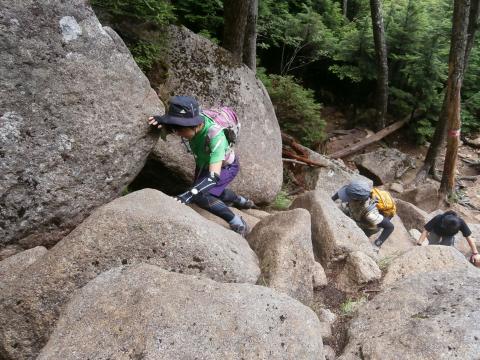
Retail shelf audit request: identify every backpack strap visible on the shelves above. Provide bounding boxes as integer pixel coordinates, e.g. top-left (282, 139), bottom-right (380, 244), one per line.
top-left (205, 125), bottom-right (235, 165)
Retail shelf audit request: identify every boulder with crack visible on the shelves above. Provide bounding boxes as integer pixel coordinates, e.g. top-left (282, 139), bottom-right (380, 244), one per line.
top-left (336, 251), bottom-right (381, 292)
top-left (38, 264), bottom-right (325, 360)
top-left (353, 148), bottom-right (413, 185)
top-left (339, 268), bottom-right (480, 360)
top-left (382, 245), bottom-right (473, 286)
top-left (247, 208), bottom-right (327, 304)
top-left (396, 181), bottom-right (440, 212)
top-left (0, 0), bottom-right (163, 249)
top-left (0, 189), bottom-right (260, 360)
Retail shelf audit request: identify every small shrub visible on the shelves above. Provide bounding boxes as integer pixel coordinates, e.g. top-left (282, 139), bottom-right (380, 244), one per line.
top-left (410, 117), bottom-right (435, 144)
top-left (129, 41), bottom-right (163, 72)
top-left (377, 253), bottom-right (399, 271)
top-left (257, 68), bottom-right (326, 148)
top-left (91, 0), bottom-right (176, 27)
top-left (340, 297), bottom-right (367, 315)
top-left (272, 190), bottom-right (293, 210)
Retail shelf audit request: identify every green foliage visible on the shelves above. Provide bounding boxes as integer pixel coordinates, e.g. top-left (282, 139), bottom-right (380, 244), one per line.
top-left (91, 0), bottom-right (175, 73)
top-left (129, 41), bottom-right (163, 72)
top-left (272, 190), bottom-right (293, 210)
top-left (91, 0), bottom-right (176, 26)
top-left (258, 68), bottom-right (325, 147)
top-left (340, 297), bottom-right (367, 315)
top-left (173, 0), bottom-right (223, 41)
top-left (411, 118), bottom-right (435, 144)
top-left (93, 0), bottom-right (480, 143)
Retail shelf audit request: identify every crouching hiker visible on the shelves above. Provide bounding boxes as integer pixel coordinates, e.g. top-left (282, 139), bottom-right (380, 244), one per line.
top-left (148, 96), bottom-right (256, 237)
top-left (332, 180), bottom-right (395, 250)
top-left (417, 210), bottom-right (480, 266)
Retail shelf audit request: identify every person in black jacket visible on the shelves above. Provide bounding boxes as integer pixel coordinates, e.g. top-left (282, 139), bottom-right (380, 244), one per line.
top-left (417, 210), bottom-right (479, 265)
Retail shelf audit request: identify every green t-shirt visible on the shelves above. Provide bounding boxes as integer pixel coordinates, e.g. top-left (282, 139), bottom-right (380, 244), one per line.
top-left (189, 115), bottom-right (230, 170)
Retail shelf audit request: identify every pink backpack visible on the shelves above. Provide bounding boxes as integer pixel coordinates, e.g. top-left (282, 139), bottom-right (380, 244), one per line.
top-left (202, 107), bottom-right (240, 146)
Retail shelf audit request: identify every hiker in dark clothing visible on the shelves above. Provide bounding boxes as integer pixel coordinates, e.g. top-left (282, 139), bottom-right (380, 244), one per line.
top-left (332, 180), bottom-right (395, 250)
top-left (417, 210), bottom-right (480, 265)
top-left (148, 96), bottom-right (255, 237)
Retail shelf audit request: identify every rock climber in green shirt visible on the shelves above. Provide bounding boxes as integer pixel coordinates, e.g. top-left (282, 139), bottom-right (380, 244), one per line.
top-left (148, 96), bottom-right (255, 237)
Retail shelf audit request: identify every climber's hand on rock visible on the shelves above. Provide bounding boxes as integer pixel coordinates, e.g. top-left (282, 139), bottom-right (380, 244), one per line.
top-left (470, 253), bottom-right (480, 265)
top-left (148, 116), bottom-right (162, 129)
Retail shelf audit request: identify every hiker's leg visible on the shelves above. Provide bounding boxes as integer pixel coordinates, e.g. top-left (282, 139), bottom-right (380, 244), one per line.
top-left (439, 235), bottom-right (455, 246)
top-left (427, 232), bottom-right (441, 245)
top-left (219, 188), bottom-right (256, 209)
top-left (191, 193), bottom-right (235, 222)
top-left (191, 193), bottom-right (248, 236)
top-left (374, 217), bottom-right (394, 247)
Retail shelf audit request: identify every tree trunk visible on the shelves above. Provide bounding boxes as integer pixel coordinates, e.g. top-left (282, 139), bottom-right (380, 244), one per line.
top-left (419, 0), bottom-right (478, 183)
top-left (418, 95), bottom-right (448, 181)
top-left (464, 0), bottom-right (480, 69)
top-left (370, 0), bottom-right (389, 130)
top-left (439, 0), bottom-right (470, 196)
top-left (223, 0), bottom-right (250, 63)
top-left (343, 0), bottom-right (348, 17)
top-left (242, 0), bottom-right (258, 71)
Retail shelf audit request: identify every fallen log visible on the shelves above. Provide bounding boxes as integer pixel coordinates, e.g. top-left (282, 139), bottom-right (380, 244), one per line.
top-left (281, 132), bottom-right (310, 157)
top-left (282, 149), bottom-right (327, 167)
top-left (329, 116), bottom-right (410, 159)
top-left (462, 136), bottom-right (480, 149)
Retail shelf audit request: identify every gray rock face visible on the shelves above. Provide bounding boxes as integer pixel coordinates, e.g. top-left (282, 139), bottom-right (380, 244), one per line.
top-left (247, 209), bottom-right (326, 304)
top-left (189, 204), bottom-right (261, 232)
top-left (353, 148), bottom-right (413, 185)
top-left (0, 0), bottom-right (163, 249)
top-left (382, 245), bottom-right (472, 286)
top-left (397, 181), bottom-right (440, 212)
top-left (0, 246), bottom-right (47, 286)
top-left (394, 199), bottom-right (429, 231)
top-left (336, 251), bottom-right (381, 292)
top-left (339, 269), bottom-right (480, 360)
top-left (38, 264), bottom-right (325, 360)
top-left (290, 191), bottom-right (376, 264)
top-left (302, 149), bottom-right (372, 195)
top-left (0, 189), bottom-right (259, 360)
top-left (377, 215), bottom-right (414, 258)
top-left (152, 25), bottom-right (282, 203)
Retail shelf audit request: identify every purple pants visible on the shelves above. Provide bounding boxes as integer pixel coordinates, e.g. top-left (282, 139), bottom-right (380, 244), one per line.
top-left (194, 158), bottom-right (239, 197)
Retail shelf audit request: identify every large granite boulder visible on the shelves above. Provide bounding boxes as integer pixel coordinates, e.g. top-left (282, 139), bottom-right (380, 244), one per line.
top-left (290, 191), bottom-right (376, 264)
top-left (149, 25), bottom-right (282, 204)
top-left (382, 245), bottom-right (472, 286)
top-left (394, 198), bottom-right (429, 231)
top-left (0, 246), bottom-right (47, 286)
top-left (353, 148), bottom-right (413, 185)
top-left (396, 181), bottom-right (440, 212)
top-left (339, 269), bottom-right (480, 360)
top-left (0, 0), bottom-right (163, 249)
top-left (247, 209), bottom-right (327, 304)
top-left (0, 189), bottom-right (259, 360)
top-left (377, 215), bottom-right (414, 258)
top-left (301, 148), bottom-right (372, 195)
top-left (336, 251), bottom-right (381, 292)
top-left (38, 264), bottom-right (325, 360)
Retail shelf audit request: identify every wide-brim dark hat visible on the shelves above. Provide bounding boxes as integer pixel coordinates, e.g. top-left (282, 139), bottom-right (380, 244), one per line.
top-left (337, 180), bottom-right (372, 201)
top-left (156, 95), bottom-right (203, 127)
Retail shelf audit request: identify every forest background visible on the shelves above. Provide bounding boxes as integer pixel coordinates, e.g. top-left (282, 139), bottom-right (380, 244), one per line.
top-left (91, 0), bottom-right (480, 173)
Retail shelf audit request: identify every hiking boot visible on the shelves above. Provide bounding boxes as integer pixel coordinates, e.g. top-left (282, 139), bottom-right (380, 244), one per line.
top-left (235, 198), bottom-right (258, 210)
top-left (230, 217), bottom-right (249, 237)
